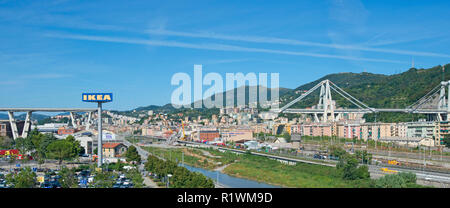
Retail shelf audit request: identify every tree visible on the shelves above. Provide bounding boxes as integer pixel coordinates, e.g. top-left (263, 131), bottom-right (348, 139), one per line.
top-left (125, 145), bottom-right (141, 164)
top-left (47, 140), bottom-right (73, 164)
top-left (0, 136), bottom-right (14, 149)
top-left (375, 172), bottom-right (417, 188)
top-left (125, 168), bottom-right (144, 188)
top-left (6, 167), bottom-right (37, 188)
top-left (92, 171), bottom-right (116, 188)
top-left (282, 132), bottom-right (291, 143)
top-left (15, 137), bottom-right (34, 156)
top-left (65, 135), bottom-right (83, 157)
top-left (28, 130), bottom-right (45, 161)
top-left (329, 145), bottom-right (347, 159)
top-left (336, 154), bottom-right (370, 180)
top-left (59, 167), bottom-right (78, 188)
top-left (355, 150), bottom-right (372, 164)
top-left (144, 155), bottom-right (215, 188)
top-left (443, 134), bottom-right (450, 148)
top-left (35, 133), bottom-right (57, 161)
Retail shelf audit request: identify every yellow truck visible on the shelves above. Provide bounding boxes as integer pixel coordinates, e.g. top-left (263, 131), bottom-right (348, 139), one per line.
top-left (387, 160), bottom-right (400, 165)
top-left (381, 168), bottom-right (398, 173)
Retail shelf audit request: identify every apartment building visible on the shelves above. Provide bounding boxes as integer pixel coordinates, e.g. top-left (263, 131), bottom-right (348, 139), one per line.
top-left (220, 127), bottom-right (254, 142)
top-left (299, 123), bottom-right (333, 137)
top-left (337, 123), bottom-right (361, 139)
top-left (406, 122), bottom-right (434, 138)
top-left (435, 121), bottom-right (450, 146)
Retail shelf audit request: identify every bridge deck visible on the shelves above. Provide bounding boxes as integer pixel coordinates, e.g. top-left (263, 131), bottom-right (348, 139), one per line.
top-left (0, 108), bottom-right (97, 112)
top-left (282, 108), bottom-right (448, 114)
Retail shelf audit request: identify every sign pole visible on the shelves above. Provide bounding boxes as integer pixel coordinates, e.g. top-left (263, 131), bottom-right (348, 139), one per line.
top-left (82, 92), bottom-right (112, 170)
top-left (97, 102), bottom-right (103, 168)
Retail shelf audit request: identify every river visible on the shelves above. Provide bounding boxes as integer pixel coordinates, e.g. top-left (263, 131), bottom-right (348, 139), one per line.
top-left (182, 164), bottom-right (281, 188)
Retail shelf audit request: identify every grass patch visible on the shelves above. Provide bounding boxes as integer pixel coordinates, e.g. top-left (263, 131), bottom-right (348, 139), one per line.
top-left (142, 146), bottom-right (218, 169)
top-left (223, 153), bottom-right (372, 188)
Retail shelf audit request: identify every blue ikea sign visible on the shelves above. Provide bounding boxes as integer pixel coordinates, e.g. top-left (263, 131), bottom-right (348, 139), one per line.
top-left (82, 93), bottom-right (113, 102)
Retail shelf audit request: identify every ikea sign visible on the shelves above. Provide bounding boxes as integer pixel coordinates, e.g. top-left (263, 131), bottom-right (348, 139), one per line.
top-left (82, 93), bottom-right (113, 102)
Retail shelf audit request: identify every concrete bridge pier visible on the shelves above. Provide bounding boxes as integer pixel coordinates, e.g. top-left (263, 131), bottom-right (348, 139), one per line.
top-left (7, 111), bottom-right (33, 140)
top-left (86, 111), bottom-right (92, 130)
top-left (7, 111), bottom-right (19, 140)
top-left (70, 112), bottom-right (78, 128)
top-left (21, 111), bottom-right (32, 138)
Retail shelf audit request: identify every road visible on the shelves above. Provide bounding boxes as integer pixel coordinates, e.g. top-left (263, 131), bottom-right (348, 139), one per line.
top-left (301, 142), bottom-right (450, 163)
top-left (121, 138), bottom-right (227, 188)
top-left (121, 139), bottom-right (160, 188)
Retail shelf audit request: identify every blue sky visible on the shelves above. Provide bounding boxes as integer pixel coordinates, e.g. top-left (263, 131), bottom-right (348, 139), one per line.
top-left (0, 0), bottom-right (449, 111)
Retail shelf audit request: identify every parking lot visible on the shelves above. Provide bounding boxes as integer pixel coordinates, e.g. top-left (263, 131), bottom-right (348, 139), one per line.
top-left (0, 163), bottom-right (139, 188)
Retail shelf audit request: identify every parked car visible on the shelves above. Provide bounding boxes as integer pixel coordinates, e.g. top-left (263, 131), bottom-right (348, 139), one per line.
top-left (313, 154), bottom-right (326, 159)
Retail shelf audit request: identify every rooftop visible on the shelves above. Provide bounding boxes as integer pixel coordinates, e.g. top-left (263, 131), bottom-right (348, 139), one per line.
top-left (102, 142), bottom-right (123, 148)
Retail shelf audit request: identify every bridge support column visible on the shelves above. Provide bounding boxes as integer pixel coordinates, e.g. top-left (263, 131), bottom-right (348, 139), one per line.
top-left (447, 81), bottom-right (450, 121)
top-left (70, 112), bottom-right (78, 129)
top-left (336, 113), bottom-right (342, 121)
top-left (86, 111), bottom-right (92, 130)
top-left (21, 111), bottom-right (32, 138)
top-left (318, 80), bottom-right (334, 123)
top-left (313, 113), bottom-right (319, 123)
top-left (7, 111), bottom-right (19, 140)
top-left (326, 81), bottom-right (335, 122)
top-left (439, 83), bottom-right (446, 110)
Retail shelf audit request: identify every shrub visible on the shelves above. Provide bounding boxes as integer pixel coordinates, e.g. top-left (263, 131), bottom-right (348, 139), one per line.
top-left (375, 172), bottom-right (418, 188)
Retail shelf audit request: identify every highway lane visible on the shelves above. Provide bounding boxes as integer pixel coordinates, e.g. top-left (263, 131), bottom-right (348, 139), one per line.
top-left (369, 165), bottom-right (450, 184)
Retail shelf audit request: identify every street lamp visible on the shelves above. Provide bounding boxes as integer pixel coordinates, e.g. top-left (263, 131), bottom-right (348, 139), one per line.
top-left (182, 152), bottom-right (184, 167)
top-left (216, 171), bottom-right (219, 186)
top-left (167, 174), bottom-right (172, 188)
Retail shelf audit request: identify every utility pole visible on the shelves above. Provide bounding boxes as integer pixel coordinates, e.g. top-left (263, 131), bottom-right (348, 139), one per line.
top-left (422, 145), bottom-right (426, 173)
top-left (388, 142), bottom-right (391, 157)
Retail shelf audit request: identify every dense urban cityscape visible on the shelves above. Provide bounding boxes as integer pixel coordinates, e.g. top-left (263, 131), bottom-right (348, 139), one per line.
top-left (1, 0), bottom-right (449, 196)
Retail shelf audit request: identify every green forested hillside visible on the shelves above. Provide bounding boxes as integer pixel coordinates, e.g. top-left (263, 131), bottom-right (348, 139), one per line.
top-left (281, 64), bottom-right (450, 122)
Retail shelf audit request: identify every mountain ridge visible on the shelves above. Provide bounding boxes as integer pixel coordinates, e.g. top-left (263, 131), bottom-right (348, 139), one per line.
top-left (122, 63), bottom-right (449, 122)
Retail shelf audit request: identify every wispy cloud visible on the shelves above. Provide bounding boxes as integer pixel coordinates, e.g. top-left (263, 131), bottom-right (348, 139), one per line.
top-left (146, 29), bottom-right (450, 58)
top-left (45, 32), bottom-right (408, 64)
top-left (0, 73), bottom-right (72, 86)
top-left (0, 80), bottom-right (20, 86)
top-left (21, 73), bottom-right (72, 79)
top-left (205, 59), bottom-right (251, 65)
top-left (364, 34), bottom-right (442, 47)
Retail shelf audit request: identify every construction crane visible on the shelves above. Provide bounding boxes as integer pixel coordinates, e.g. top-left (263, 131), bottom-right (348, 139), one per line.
top-left (286, 123), bottom-right (292, 135)
top-left (272, 123), bottom-right (292, 135)
top-left (180, 119), bottom-right (187, 141)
